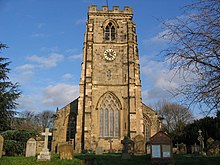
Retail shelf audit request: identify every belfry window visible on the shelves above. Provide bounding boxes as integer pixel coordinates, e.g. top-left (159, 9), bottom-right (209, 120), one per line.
top-left (104, 22), bottom-right (116, 41)
top-left (99, 94), bottom-right (120, 138)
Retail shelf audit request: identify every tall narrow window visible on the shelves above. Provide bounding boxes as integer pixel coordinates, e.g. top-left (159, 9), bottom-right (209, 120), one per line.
top-left (105, 108), bottom-right (109, 136)
top-left (115, 109), bottom-right (119, 137)
top-left (110, 108), bottom-right (114, 137)
top-left (99, 93), bottom-right (120, 138)
top-left (104, 22), bottom-right (116, 41)
top-left (100, 108), bottom-right (103, 136)
top-left (145, 124), bottom-right (150, 142)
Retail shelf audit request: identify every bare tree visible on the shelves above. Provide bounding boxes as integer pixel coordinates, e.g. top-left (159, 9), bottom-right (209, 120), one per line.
top-left (161, 0), bottom-right (220, 113)
top-left (12, 110), bottom-right (55, 132)
top-left (155, 100), bottom-right (193, 134)
top-left (12, 110), bottom-right (40, 131)
top-left (35, 110), bottom-right (55, 131)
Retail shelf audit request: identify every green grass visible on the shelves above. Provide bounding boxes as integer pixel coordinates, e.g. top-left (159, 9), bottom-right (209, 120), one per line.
top-left (0, 154), bottom-right (220, 165)
top-left (0, 154), bottom-right (82, 165)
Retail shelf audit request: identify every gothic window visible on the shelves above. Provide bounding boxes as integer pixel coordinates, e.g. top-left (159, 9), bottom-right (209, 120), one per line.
top-left (104, 22), bottom-right (116, 41)
top-left (145, 125), bottom-right (150, 142)
top-left (99, 93), bottom-right (120, 138)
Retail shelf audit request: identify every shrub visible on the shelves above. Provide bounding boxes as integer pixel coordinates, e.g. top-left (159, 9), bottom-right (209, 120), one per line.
top-left (0, 129), bottom-right (37, 156)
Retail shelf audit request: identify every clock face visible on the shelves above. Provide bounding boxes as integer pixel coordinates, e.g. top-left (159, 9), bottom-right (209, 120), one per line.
top-left (104, 49), bottom-right (116, 61)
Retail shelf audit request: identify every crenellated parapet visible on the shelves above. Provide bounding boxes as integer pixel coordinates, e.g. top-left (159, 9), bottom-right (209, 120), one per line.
top-left (88, 5), bottom-right (132, 15)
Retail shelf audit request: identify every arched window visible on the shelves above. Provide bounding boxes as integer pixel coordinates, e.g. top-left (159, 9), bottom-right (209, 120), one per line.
top-left (144, 124), bottom-right (150, 142)
top-left (104, 22), bottom-right (116, 41)
top-left (99, 93), bottom-right (120, 138)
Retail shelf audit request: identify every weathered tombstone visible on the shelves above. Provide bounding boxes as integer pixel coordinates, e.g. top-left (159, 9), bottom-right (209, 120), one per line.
top-left (59, 144), bottom-right (74, 160)
top-left (121, 136), bottom-right (133, 159)
top-left (206, 138), bottom-right (220, 155)
top-left (150, 131), bottom-right (173, 164)
top-left (95, 146), bottom-right (103, 155)
top-left (179, 143), bottom-right (187, 154)
top-left (197, 129), bottom-right (205, 155)
top-left (191, 143), bottom-right (199, 154)
top-left (25, 138), bottom-right (36, 157)
top-left (37, 128), bottom-right (52, 161)
top-left (133, 135), bottom-right (145, 155)
top-left (0, 135), bottom-right (4, 158)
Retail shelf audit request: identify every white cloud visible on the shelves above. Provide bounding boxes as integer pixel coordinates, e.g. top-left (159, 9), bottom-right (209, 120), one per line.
top-left (17, 94), bottom-right (42, 112)
top-left (66, 48), bottom-right (78, 53)
top-left (140, 58), bottom-right (183, 103)
top-left (143, 30), bottom-right (168, 46)
top-left (62, 73), bottom-right (73, 80)
top-left (69, 53), bottom-right (82, 60)
top-left (26, 53), bottom-right (64, 68)
top-left (42, 83), bottom-right (79, 107)
top-left (15, 64), bottom-right (35, 72)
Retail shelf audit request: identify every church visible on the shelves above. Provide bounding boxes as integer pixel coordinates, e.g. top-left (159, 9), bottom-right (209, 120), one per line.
top-left (52, 6), bottom-right (160, 154)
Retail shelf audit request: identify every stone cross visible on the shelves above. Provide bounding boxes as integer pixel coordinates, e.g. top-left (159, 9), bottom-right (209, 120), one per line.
top-left (197, 129), bottom-right (204, 153)
top-left (175, 142), bottom-right (179, 154)
top-left (41, 128), bottom-right (52, 151)
top-left (37, 128), bottom-right (52, 161)
top-left (108, 139), bottom-right (113, 153)
top-left (121, 136), bottom-right (133, 159)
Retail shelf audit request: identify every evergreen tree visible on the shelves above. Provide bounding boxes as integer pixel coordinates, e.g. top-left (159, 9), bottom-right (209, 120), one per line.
top-left (0, 42), bottom-right (21, 132)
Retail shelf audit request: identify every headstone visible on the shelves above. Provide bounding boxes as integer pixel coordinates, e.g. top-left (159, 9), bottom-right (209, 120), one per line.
top-left (25, 138), bottom-right (36, 157)
top-left (0, 135), bottom-right (4, 158)
top-left (121, 136), bottom-right (133, 159)
top-left (206, 138), bottom-right (220, 155)
top-left (59, 144), bottom-right (74, 160)
top-left (95, 146), bottom-right (103, 155)
top-left (133, 135), bottom-right (145, 155)
top-left (178, 143), bottom-right (187, 154)
top-left (191, 143), bottom-right (199, 154)
top-left (37, 128), bottom-right (52, 161)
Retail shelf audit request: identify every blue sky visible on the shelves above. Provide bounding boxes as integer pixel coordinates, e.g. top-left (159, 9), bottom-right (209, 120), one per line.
top-left (0, 0), bottom-right (196, 115)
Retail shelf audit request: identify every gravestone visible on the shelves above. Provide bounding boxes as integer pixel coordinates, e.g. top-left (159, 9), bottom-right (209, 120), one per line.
top-left (95, 146), bottom-right (103, 155)
top-left (37, 128), bottom-right (52, 161)
top-left (121, 136), bottom-right (133, 159)
top-left (133, 135), bottom-right (145, 155)
top-left (178, 143), bottom-right (187, 154)
top-left (0, 135), bottom-right (4, 158)
top-left (59, 144), bottom-right (74, 160)
top-left (191, 143), bottom-right (199, 154)
top-left (25, 138), bottom-right (36, 157)
top-left (206, 137), bottom-right (220, 155)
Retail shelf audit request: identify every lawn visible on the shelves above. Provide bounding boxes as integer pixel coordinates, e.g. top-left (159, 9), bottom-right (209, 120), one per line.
top-left (0, 154), bottom-right (220, 165)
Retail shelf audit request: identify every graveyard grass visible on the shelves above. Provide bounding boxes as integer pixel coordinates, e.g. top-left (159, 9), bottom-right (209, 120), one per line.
top-left (0, 154), bottom-right (220, 165)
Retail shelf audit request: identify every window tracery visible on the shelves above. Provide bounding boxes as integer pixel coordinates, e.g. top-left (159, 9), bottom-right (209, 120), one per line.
top-left (99, 93), bottom-right (120, 138)
top-left (104, 22), bottom-right (116, 41)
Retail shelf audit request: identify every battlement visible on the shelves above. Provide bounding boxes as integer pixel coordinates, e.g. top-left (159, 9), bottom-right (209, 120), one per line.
top-left (88, 5), bottom-right (132, 14)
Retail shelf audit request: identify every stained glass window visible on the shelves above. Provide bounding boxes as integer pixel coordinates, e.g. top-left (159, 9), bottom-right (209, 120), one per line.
top-left (99, 93), bottom-right (120, 138)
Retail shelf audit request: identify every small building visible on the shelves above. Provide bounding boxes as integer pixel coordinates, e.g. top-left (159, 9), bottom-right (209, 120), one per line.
top-left (150, 131), bottom-right (173, 162)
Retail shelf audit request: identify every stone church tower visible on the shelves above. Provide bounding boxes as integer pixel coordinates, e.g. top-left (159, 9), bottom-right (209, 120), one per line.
top-left (52, 6), bottom-right (160, 154)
